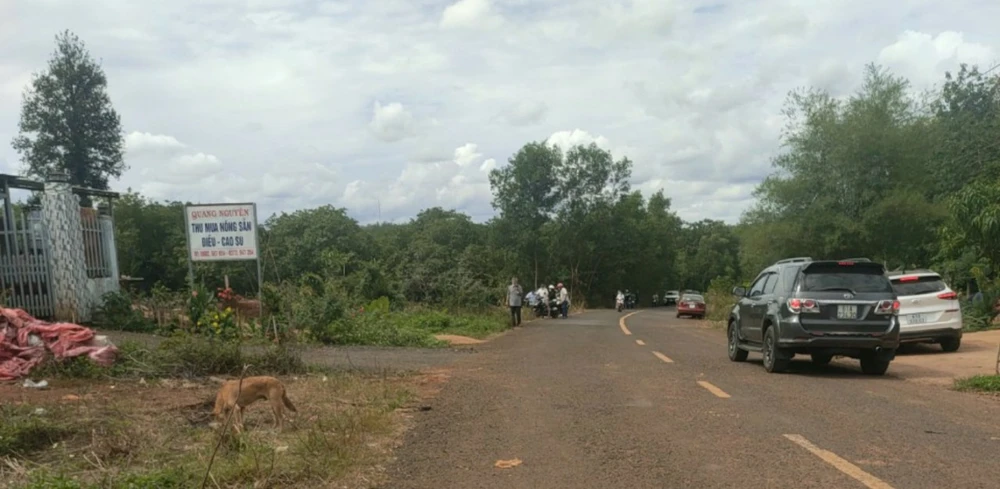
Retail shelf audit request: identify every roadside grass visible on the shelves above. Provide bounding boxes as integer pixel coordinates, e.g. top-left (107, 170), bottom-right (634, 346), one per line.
top-left (0, 373), bottom-right (416, 489)
top-left (32, 335), bottom-right (310, 381)
top-left (954, 375), bottom-right (1000, 393)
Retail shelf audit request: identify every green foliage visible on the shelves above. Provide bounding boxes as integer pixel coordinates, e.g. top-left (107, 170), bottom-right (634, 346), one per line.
top-left (704, 276), bottom-right (739, 323)
top-left (11, 30), bottom-right (125, 191)
top-left (94, 291), bottom-right (155, 333)
top-left (954, 375), bottom-right (1000, 392)
top-left (186, 283), bottom-right (214, 328)
top-left (35, 336), bottom-right (307, 380)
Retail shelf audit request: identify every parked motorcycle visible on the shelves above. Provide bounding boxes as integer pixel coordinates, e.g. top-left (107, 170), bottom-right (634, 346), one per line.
top-left (549, 297), bottom-right (560, 318)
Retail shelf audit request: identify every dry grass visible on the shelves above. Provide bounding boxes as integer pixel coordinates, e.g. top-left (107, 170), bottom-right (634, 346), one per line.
top-left (0, 372), bottom-right (421, 489)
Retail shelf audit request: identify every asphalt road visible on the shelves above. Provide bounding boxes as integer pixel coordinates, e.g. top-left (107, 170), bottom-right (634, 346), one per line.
top-left (382, 309), bottom-right (1000, 489)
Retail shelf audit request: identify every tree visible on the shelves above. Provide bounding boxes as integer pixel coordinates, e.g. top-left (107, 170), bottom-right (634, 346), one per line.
top-left (488, 142), bottom-right (562, 287)
top-left (743, 64), bottom-right (937, 267)
top-left (12, 30), bottom-right (126, 191)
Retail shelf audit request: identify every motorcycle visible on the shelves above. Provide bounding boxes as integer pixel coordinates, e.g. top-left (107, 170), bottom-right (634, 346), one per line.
top-left (549, 297), bottom-right (561, 318)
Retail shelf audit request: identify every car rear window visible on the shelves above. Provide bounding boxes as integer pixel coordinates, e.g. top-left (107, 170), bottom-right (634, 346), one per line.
top-left (682, 295), bottom-right (704, 302)
top-left (890, 275), bottom-right (946, 296)
top-left (799, 263), bottom-right (893, 293)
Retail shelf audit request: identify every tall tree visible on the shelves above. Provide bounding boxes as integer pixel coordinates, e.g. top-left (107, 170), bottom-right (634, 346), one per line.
top-left (12, 30), bottom-right (126, 190)
top-left (488, 142), bottom-right (562, 287)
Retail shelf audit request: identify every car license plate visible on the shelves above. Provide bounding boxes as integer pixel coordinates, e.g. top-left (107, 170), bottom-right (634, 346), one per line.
top-left (905, 313), bottom-right (928, 325)
top-left (837, 305), bottom-right (857, 319)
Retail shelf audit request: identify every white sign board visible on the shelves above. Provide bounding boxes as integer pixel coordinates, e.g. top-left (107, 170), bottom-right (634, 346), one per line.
top-left (185, 203), bottom-right (259, 262)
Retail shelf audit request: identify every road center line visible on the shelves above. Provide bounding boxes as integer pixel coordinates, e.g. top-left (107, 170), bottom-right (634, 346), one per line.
top-left (635, 339), bottom-right (645, 346)
top-left (696, 380), bottom-right (731, 398)
top-left (619, 311), bottom-right (639, 335)
top-left (783, 434), bottom-right (895, 489)
top-left (652, 351), bottom-right (674, 363)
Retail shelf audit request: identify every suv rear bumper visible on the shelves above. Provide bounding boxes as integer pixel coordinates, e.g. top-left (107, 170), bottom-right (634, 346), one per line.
top-left (777, 319), bottom-right (900, 350)
top-left (900, 327), bottom-right (962, 343)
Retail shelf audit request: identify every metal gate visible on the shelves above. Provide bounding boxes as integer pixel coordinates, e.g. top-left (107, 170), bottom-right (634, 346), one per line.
top-left (0, 196), bottom-right (54, 318)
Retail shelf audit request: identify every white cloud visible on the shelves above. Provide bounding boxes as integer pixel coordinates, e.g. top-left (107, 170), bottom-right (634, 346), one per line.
top-left (877, 31), bottom-right (997, 86)
top-left (368, 101), bottom-right (416, 142)
top-left (440, 0), bottom-right (502, 30)
top-left (1, 1), bottom-right (999, 224)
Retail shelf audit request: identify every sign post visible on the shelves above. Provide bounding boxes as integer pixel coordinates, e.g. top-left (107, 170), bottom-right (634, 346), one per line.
top-left (183, 203), bottom-right (263, 315)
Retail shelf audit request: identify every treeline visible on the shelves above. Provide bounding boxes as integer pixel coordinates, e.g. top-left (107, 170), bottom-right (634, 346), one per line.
top-left (115, 143), bottom-right (738, 309)
top-left (115, 62), bottom-right (1000, 319)
top-left (738, 64), bottom-right (1000, 296)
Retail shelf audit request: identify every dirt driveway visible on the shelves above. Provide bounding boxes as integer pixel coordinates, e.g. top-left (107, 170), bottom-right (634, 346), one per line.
top-left (887, 329), bottom-right (1000, 386)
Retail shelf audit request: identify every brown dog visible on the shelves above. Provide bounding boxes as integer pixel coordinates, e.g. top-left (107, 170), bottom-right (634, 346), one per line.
top-left (212, 376), bottom-right (297, 433)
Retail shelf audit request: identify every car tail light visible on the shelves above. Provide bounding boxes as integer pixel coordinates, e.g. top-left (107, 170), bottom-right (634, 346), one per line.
top-left (787, 298), bottom-right (820, 314)
top-left (874, 299), bottom-right (899, 315)
top-left (838, 261), bottom-right (854, 266)
top-left (937, 291), bottom-right (958, 300)
top-left (898, 275), bottom-right (919, 282)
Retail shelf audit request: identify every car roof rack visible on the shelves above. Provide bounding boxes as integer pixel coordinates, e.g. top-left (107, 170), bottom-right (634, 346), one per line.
top-left (774, 257), bottom-right (812, 265)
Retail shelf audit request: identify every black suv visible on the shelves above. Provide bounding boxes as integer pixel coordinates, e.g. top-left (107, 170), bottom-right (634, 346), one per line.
top-left (727, 257), bottom-right (900, 375)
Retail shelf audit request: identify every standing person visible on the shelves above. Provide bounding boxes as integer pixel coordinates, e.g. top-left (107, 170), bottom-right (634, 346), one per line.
top-left (537, 285), bottom-right (549, 318)
top-left (558, 282), bottom-right (570, 319)
top-left (616, 290), bottom-right (625, 312)
top-left (507, 277), bottom-right (523, 327)
top-left (526, 289), bottom-right (538, 317)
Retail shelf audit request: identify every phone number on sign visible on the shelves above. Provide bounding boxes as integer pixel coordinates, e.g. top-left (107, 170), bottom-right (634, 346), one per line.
top-left (193, 249), bottom-right (255, 258)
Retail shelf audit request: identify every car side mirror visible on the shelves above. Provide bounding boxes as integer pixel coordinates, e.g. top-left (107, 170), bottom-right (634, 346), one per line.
top-left (732, 286), bottom-right (746, 297)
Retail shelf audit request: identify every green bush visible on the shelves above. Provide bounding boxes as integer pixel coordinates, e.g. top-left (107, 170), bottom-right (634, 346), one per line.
top-left (705, 276), bottom-right (738, 324)
top-left (94, 291), bottom-right (155, 333)
top-left (962, 287), bottom-right (999, 331)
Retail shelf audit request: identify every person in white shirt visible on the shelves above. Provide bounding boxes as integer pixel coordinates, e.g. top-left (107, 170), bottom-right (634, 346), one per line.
top-left (537, 286), bottom-right (549, 317)
top-left (507, 277), bottom-right (524, 327)
top-left (616, 290), bottom-right (625, 311)
top-left (558, 282), bottom-right (570, 319)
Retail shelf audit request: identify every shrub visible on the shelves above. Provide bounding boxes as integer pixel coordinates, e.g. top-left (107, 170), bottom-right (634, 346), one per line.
top-left (94, 291), bottom-right (155, 332)
top-left (705, 276), bottom-right (738, 324)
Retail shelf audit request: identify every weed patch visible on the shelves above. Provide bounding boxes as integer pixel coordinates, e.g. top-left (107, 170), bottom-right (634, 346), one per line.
top-left (954, 374), bottom-right (1000, 392)
top-left (1, 374), bottom-right (416, 489)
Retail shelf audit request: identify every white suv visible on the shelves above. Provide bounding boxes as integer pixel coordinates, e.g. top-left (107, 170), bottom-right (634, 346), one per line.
top-left (887, 270), bottom-right (963, 352)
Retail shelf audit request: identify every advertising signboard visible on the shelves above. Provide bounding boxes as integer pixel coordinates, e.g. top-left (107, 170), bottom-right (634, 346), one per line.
top-left (184, 203), bottom-right (259, 262)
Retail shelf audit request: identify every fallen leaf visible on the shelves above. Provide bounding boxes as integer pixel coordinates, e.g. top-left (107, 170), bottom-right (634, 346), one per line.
top-left (494, 458), bottom-right (522, 469)
top-left (61, 394), bottom-right (81, 401)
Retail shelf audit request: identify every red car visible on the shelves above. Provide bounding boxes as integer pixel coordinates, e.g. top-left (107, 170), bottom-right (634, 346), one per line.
top-left (676, 294), bottom-right (706, 319)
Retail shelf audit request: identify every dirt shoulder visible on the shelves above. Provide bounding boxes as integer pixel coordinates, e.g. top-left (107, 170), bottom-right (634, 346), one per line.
top-left (889, 329), bottom-right (1000, 386)
top-left (0, 370), bottom-right (444, 488)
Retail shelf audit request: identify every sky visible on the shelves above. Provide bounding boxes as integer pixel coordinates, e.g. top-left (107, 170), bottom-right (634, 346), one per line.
top-left (1, 0), bottom-right (998, 225)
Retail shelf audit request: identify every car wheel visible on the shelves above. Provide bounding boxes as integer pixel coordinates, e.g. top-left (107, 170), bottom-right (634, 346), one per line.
top-left (810, 353), bottom-right (833, 366)
top-left (762, 327), bottom-right (788, 373)
top-left (676, 313), bottom-right (681, 318)
top-left (728, 321), bottom-right (748, 362)
top-left (940, 337), bottom-right (961, 352)
top-left (859, 351), bottom-right (891, 376)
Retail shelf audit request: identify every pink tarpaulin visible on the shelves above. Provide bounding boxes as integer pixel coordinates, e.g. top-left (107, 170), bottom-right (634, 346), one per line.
top-left (0, 307), bottom-right (118, 381)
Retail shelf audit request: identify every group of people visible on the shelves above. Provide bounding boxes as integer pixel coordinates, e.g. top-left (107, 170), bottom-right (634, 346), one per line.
top-left (506, 278), bottom-right (571, 327)
top-left (615, 289), bottom-right (639, 310)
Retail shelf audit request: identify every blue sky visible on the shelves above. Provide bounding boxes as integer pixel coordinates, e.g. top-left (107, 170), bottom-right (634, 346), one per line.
top-left (1, 0), bottom-right (998, 224)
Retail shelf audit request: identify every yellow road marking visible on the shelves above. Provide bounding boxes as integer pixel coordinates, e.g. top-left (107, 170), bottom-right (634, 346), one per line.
top-left (619, 311), bottom-right (639, 335)
top-left (783, 434), bottom-right (894, 489)
top-left (697, 380), bottom-right (731, 398)
top-left (652, 351), bottom-right (674, 363)
top-left (636, 340), bottom-right (645, 346)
